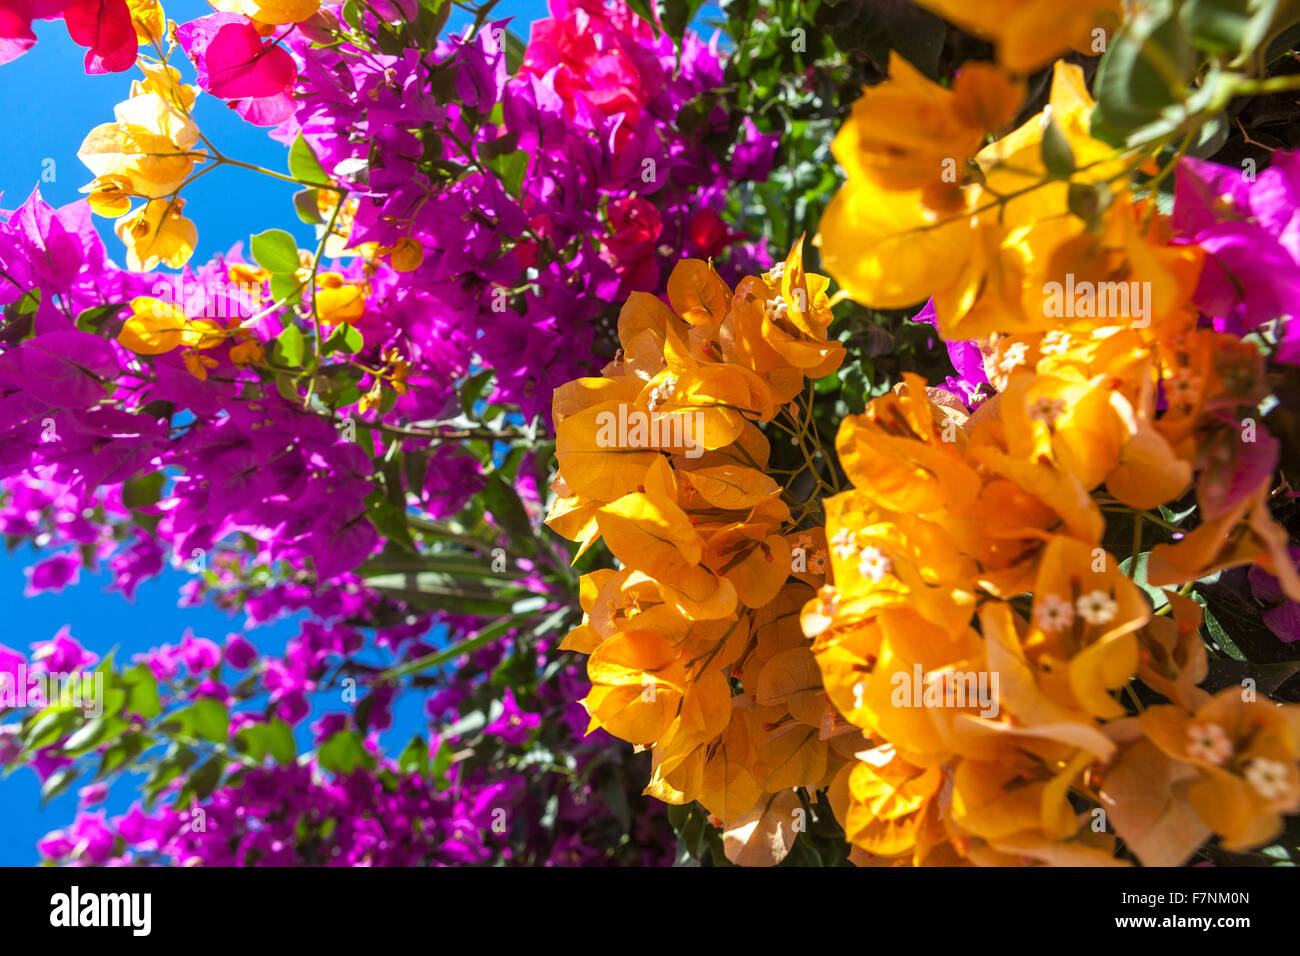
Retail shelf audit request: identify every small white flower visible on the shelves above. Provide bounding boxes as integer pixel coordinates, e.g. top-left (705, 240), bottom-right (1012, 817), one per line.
top-left (809, 549), bottom-right (828, 574)
top-left (1027, 395), bottom-right (1067, 427)
top-left (1244, 757), bottom-right (1290, 800)
top-left (1186, 723), bottom-right (1233, 765)
top-left (768, 262), bottom-right (785, 281)
top-left (763, 297), bottom-right (789, 321)
top-left (857, 546), bottom-right (892, 582)
top-left (830, 528), bottom-right (857, 562)
top-left (647, 373), bottom-right (677, 412)
top-left (997, 342), bottom-right (1029, 375)
top-left (1041, 330), bottom-right (1073, 355)
top-left (1033, 593), bottom-right (1074, 632)
top-left (817, 584), bottom-right (840, 617)
top-left (1076, 590), bottom-right (1118, 626)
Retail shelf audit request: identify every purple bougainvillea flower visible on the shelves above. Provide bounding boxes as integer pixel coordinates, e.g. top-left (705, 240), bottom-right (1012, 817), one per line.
top-left (1249, 547), bottom-right (1300, 643)
top-left (33, 626), bottom-right (98, 672)
top-left (483, 687), bottom-right (540, 746)
top-left (224, 633), bottom-right (258, 670)
top-left (24, 551), bottom-right (80, 596)
top-left (178, 630), bottom-right (222, 673)
top-left (1173, 152), bottom-right (1300, 342)
top-left (913, 299), bottom-right (991, 405)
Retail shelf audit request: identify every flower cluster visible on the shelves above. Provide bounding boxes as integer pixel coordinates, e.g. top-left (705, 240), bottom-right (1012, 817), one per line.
top-left (2, 0), bottom-right (767, 865)
top-left (11, 562), bottom-right (673, 866)
top-left (545, 243), bottom-right (859, 864)
top-left (806, 58), bottom-right (1300, 865)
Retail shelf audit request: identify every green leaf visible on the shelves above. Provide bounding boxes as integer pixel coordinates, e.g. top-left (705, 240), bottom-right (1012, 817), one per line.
top-left (265, 719), bottom-right (297, 765)
top-left (481, 474), bottom-right (534, 549)
top-left (288, 132), bottom-right (331, 186)
top-left (323, 322), bottom-right (364, 355)
top-left (1182, 0), bottom-right (1300, 67)
top-left (122, 663), bottom-right (161, 719)
top-left (233, 722), bottom-right (282, 763)
top-left (9, 287), bottom-right (41, 317)
top-left (191, 698), bottom-right (229, 743)
top-left (660, 0), bottom-right (704, 43)
top-left (1118, 552), bottom-right (1171, 610)
top-left (1181, 0), bottom-right (1254, 54)
top-left (597, 768), bottom-right (632, 831)
top-left (624, 0), bottom-right (656, 34)
top-left (502, 28), bottom-right (527, 73)
top-left (273, 324), bottom-right (305, 368)
top-left (250, 229), bottom-right (301, 275)
top-left (270, 272), bottom-right (303, 307)
top-left (1067, 181), bottom-right (1114, 230)
top-left (1203, 590), bottom-right (1300, 664)
top-left (41, 768), bottom-right (77, 805)
top-left (293, 188), bottom-right (323, 225)
top-left (143, 743), bottom-right (197, 808)
top-left (416, 0), bottom-right (452, 47)
top-left (376, 616), bottom-right (517, 680)
top-left (272, 370), bottom-right (302, 404)
top-left (182, 757), bottom-right (224, 803)
top-left (122, 470), bottom-right (165, 509)
top-left (23, 708), bottom-right (82, 751)
top-left (318, 730), bottom-right (365, 774)
top-left (477, 129), bottom-right (519, 162)
top-left (399, 735), bottom-right (429, 776)
top-left (429, 738), bottom-right (454, 790)
top-left (95, 732), bottom-right (145, 780)
top-left (485, 149), bottom-right (528, 197)
top-left (1041, 117), bottom-right (1077, 180)
top-left (1090, 0), bottom-right (1197, 145)
top-left (75, 302), bottom-right (127, 336)
top-left (362, 552), bottom-right (516, 580)
top-left (365, 489), bottom-right (415, 553)
top-left (61, 715), bottom-right (126, 756)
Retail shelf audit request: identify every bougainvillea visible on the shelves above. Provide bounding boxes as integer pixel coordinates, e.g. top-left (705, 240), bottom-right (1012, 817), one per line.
top-left (547, 2), bottom-right (1300, 867)
top-left (6, 0), bottom-right (1300, 871)
top-left (0, 0), bottom-right (757, 867)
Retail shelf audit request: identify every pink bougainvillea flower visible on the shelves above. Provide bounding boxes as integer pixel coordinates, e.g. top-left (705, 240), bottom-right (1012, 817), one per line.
top-left (205, 21), bottom-right (296, 97)
top-left (686, 207), bottom-right (752, 260)
top-left (0, 0), bottom-right (71, 65)
top-left (0, 5), bottom-right (39, 65)
top-left (177, 13), bottom-right (298, 126)
top-left (600, 195), bottom-right (661, 291)
top-left (62, 0), bottom-right (137, 74)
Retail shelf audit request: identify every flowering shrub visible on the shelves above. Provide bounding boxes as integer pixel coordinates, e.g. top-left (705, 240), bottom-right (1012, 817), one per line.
top-left (5, 0), bottom-right (1300, 870)
top-left (0, 0), bottom-right (763, 866)
top-left (547, 1), bottom-right (1300, 866)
